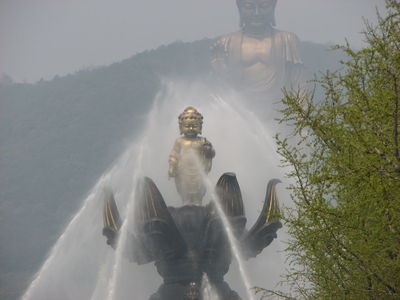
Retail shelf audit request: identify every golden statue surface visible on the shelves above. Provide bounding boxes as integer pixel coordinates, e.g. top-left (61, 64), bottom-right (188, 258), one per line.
top-left (212, 0), bottom-right (304, 98)
top-left (168, 107), bottom-right (215, 206)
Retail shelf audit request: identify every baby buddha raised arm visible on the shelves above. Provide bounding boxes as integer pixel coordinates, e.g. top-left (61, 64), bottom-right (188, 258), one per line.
top-left (168, 107), bottom-right (215, 206)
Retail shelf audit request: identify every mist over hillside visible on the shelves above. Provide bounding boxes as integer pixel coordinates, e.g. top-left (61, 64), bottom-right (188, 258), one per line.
top-left (0, 38), bottom-right (345, 300)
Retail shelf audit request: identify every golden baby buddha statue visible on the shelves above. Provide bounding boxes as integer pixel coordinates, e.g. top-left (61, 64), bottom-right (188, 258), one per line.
top-left (168, 107), bottom-right (215, 206)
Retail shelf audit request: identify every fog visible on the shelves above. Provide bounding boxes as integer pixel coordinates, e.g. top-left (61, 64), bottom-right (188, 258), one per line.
top-left (0, 0), bottom-right (386, 83)
top-left (0, 1), bottom-right (389, 299)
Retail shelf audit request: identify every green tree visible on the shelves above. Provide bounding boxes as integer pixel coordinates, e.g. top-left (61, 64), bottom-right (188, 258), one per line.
top-left (259, 1), bottom-right (400, 299)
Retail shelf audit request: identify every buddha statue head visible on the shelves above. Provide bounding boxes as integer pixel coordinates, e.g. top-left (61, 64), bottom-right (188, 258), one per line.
top-left (178, 107), bottom-right (203, 138)
top-left (236, 0), bottom-right (277, 33)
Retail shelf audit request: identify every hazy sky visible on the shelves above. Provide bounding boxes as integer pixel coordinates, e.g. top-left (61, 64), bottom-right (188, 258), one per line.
top-left (0, 0), bottom-right (386, 83)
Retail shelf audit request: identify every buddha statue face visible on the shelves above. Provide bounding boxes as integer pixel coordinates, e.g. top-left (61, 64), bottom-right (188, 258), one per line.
top-left (178, 107), bottom-right (203, 138)
top-left (236, 0), bottom-right (277, 31)
top-left (181, 120), bottom-right (202, 138)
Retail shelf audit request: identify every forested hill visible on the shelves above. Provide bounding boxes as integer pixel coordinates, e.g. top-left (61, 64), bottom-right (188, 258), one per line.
top-left (0, 38), bottom-right (345, 300)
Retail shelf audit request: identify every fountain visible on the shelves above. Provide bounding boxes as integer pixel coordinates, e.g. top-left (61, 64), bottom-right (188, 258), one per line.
top-left (21, 81), bottom-right (287, 300)
top-left (102, 103), bottom-right (282, 300)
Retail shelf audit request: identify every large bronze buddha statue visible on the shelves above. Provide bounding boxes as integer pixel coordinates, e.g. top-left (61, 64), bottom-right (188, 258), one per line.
top-left (212, 0), bottom-right (304, 102)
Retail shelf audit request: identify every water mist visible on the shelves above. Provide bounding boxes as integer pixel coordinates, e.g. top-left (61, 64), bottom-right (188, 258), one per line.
top-left (21, 80), bottom-right (289, 300)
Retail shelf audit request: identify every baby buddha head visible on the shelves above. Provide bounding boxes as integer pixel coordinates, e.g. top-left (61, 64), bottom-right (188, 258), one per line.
top-left (178, 106), bottom-right (203, 138)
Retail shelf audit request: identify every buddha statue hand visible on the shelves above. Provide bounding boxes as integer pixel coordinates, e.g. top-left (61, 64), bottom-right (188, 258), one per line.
top-left (168, 165), bottom-right (177, 178)
top-left (202, 141), bottom-right (215, 159)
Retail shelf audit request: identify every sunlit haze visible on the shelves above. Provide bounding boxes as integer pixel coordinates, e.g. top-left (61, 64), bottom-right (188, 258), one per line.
top-left (0, 0), bottom-right (385, 82)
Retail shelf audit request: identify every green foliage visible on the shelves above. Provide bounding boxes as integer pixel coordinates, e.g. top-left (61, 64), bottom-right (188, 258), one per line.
top-left (267, 1), bottom-right (400, 299)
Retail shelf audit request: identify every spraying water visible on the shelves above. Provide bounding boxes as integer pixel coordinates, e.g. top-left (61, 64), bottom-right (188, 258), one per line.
top-left (202, 274), bottom-right (221, 300)
top-left (204, 175), bottom-right (257, 300)
top-left (21, 80), bottom-right (288, 300)
top-left (183, 145), bottom-right (256, 300)
top-left (105, 144), bottom-right (145, 300)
